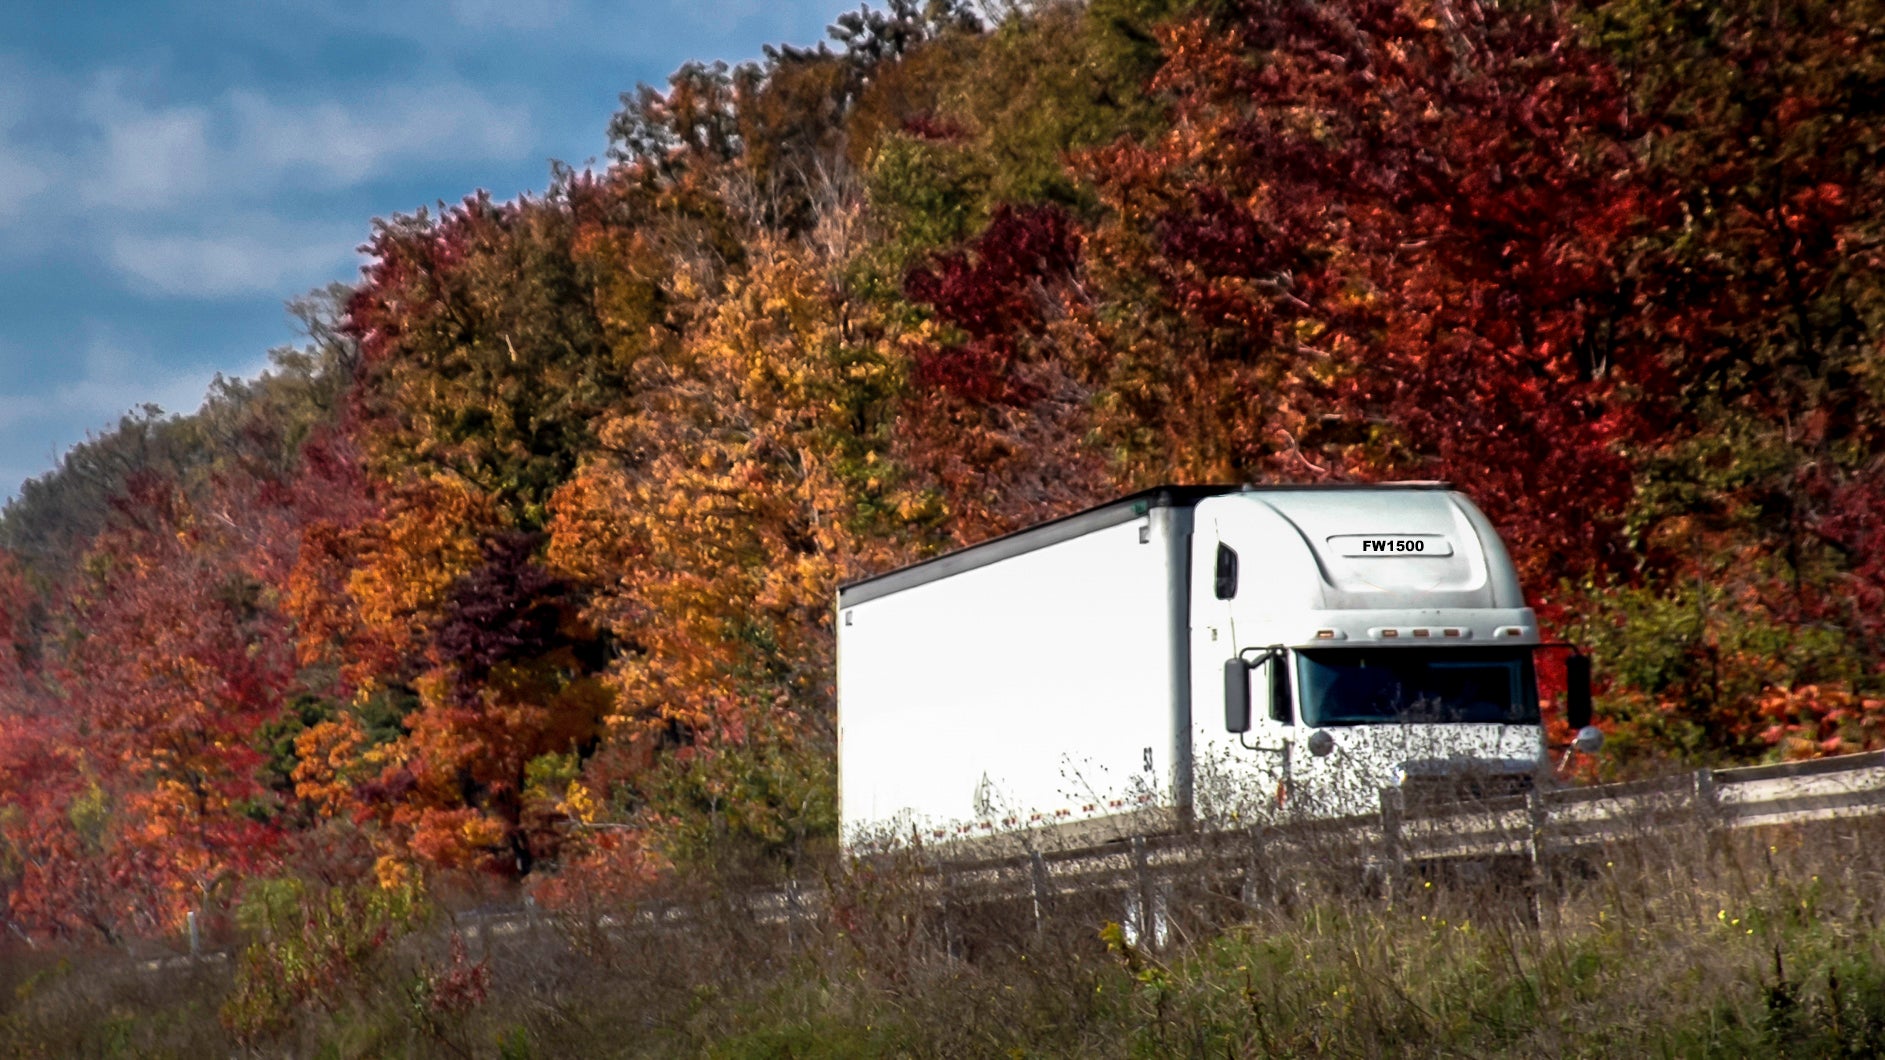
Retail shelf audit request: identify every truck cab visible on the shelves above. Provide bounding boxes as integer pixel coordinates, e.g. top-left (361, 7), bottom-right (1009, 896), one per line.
top-left (1191, 487), bottom-right (1548, 820)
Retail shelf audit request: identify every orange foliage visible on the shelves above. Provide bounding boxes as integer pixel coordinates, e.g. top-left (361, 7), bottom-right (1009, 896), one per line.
top-left (552, 242), bottom-right (907, 742)
top-left (1759, 684), bottom-right (1885, 760)
top-left (292, 717), bottom-right (371, 819)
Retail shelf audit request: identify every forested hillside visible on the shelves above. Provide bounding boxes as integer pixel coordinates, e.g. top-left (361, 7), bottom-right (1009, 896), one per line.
top-left (4, 0), bottom-right (1885, 944)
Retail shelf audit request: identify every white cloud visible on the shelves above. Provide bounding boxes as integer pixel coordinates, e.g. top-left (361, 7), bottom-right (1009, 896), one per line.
top-left (108, 218), bottom-right (362, 298)
top-left (78, 78), bottom-right (214, 208)
top-left (0, 329), bottom-right (223, 434)
top-left (0, 329), bottom-right (234, 499)
top-left (0, 150), bottom-right (51, 222)
top-left (76, 74), bottom-right (535, 213)
top-left (0, 39), bottom-right (549, 498)
top-left (0, 63), bottom-right (53, 222)
top-left (226, 83), bottom-right (535, 188)
top-left (24, 70), bottom-right (534, 294)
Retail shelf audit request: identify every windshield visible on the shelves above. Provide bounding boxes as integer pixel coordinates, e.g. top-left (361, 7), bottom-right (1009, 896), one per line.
top-left (1296, 647), bottom-right (1539, 727)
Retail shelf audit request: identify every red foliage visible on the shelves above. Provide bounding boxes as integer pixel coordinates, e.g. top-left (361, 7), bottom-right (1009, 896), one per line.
top-left (432, 532), bottom-right (573, 689)
top-left (0, 464), bottom-right (329, 937)
top-left (905, 205), bottom-right (1079, 406)
top-left (900, 114), bottom-right (968, 141)
top-left (1082, 0), bottom-right (1654, 591)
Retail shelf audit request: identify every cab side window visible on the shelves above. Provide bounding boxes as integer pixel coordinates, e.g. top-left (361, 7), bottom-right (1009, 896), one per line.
top-left (1214, 543), bottom-right (1239, 600)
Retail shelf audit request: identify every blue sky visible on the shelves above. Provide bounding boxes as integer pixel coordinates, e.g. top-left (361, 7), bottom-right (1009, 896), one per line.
top-left (0, 0), bottom-right (845, 502)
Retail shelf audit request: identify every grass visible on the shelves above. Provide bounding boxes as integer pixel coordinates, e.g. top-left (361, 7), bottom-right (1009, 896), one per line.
top-left (7, 798), bottom-right (1885, 1057)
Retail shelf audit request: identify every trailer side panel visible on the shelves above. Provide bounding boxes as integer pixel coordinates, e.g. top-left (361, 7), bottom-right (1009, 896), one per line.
top-left (838, 509), bottom-right (1182, 848)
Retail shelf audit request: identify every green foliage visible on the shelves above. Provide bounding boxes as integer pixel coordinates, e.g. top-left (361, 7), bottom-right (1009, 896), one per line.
top-left (350, 194), bottom-right (632, 527)
top-left (0, 406), bottom-right (195, 577)
top-left (865, 133), bottom-right (987, 268)
top-left (1569, 578), bottom-right (1861, 768)
top-left (636, 714), bottom-right (839, 872)
top-left (947, 0), bottom-right (1181, 210)
top-left (255, 693), bottom-right (338, 802)
top-left (354, 682), bottom-right (420, 747)
top-left (858, 0), bottom-right (1181, 273)
top-left (65, 778), bottom-right (109, 850)
top-left (14, 813), bottom-right (1885, 1057)
top-left (221, 874), bottom-right (430, 1042)
top-left (197, 284), bottom-right (361, 482)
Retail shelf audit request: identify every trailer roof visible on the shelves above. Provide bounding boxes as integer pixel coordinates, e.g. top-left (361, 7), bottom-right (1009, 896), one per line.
top-left (836, 481), bottom-right (1455, 608)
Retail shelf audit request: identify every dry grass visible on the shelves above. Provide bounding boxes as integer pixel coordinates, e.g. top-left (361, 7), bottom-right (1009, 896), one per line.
top-left (8, 791), bottom-right (1885, 1057)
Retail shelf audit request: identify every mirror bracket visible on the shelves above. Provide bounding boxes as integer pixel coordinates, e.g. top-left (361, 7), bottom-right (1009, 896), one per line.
top-left (1225, 645), bottom-right (1287, 734)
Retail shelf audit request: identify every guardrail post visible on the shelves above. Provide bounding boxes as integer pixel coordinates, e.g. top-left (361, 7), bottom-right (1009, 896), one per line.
top-left (1526, 789), bottom-right (1550, 926)
top-left (1029, 850), bottom-right (1052, 934)
top-left (1693, 767), bottom-right (1722, 867)
top-left (1526, 788), bottom-right (1550, 863)
top-left (1240, 834), bottom-right (1266, 909)
top-left (784, 879), bottom-right (802, 947)
top-left (939, 868), bottom-right (960, 961)
top-left (187, 910), bottom-right (200, 960)
top-left (1130, 836), bottom-right (1165, 951)
top-left (1692, 768), bottom-right (1719, 815)
top-left (1379, 787), bottom-right (1404, 898)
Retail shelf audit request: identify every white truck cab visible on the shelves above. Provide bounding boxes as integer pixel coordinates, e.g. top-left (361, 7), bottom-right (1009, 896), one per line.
top-left (1199, 487), bottom-right (1551, 820)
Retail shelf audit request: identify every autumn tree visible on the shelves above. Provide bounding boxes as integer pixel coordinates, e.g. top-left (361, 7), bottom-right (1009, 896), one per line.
top-left (1554, 0), bottom-right (1885, 762)
top-left (546, 238), bottom-right (916, 865)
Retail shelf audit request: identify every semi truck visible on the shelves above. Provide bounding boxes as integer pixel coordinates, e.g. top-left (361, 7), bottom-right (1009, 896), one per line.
top-left (835, 484), bottom-right (1594, 852)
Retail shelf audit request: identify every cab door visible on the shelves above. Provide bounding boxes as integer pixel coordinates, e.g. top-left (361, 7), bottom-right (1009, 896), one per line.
top-left (1188, 507), bottom-right (1291, 821)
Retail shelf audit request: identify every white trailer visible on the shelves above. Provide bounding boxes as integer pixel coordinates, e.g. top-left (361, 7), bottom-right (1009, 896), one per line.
top-left (835, 484), bottom-right (1592, 852)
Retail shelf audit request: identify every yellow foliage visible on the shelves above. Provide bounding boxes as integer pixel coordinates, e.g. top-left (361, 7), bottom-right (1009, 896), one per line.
top-left (374, 854), bottom-right (416, 892)
top-left (561, 781), bottom-right (599, 824)
top-left (545, 238), bottom-right (917, 856)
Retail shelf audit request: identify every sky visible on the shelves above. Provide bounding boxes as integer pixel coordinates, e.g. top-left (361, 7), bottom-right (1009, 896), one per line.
top-left (0, 0), bottom-right (847, 503)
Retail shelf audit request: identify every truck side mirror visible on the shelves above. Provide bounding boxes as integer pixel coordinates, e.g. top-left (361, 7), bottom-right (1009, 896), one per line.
top-left (1565, 653), bottom-right (1593, 730)
top-left (1225, 658), bottom-right (1251, 733)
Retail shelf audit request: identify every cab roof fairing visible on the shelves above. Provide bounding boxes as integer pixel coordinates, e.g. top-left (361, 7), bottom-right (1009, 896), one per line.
top-left (1208, 488), bottom-right (1528, 615)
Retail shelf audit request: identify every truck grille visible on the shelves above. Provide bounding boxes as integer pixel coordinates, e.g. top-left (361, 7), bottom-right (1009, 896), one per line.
top-left (1399, 768), bottom-right (1534, 808)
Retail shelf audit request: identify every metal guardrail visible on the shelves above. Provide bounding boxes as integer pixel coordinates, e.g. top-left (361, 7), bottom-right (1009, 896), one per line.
top-left (139, 751), bottom-right (1885, 969)
top-left (1708, 749), bottom-right (1885, 826)
top-left (885, 751), bottom-right (1885, 943)
top-left (1382, 750), bottom-right (1885, 862)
